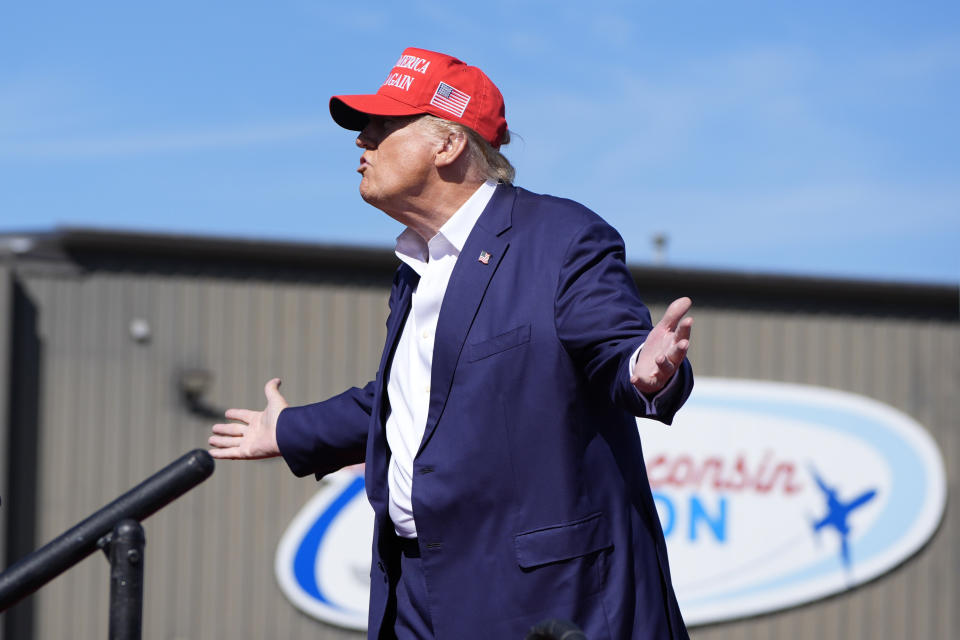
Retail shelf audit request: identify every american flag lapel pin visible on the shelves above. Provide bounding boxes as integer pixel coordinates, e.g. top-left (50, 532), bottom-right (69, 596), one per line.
top-left (478, 250), bottom-right (491, 265)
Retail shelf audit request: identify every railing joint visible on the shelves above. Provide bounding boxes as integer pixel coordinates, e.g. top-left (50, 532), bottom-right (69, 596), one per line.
top-left (98, 532), bottom-right (114, 558)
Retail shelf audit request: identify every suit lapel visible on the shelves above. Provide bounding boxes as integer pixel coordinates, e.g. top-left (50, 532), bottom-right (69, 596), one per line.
top-left (418, 184), bottom-right (516, 455)
top-left (366, 263), bottom-right (418, 512)
top-left (376, 264), bottom-right (418, 424)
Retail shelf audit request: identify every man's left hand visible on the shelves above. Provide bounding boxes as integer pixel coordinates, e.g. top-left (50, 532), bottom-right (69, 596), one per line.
top-left (631, 297), bottom-right (693, 394)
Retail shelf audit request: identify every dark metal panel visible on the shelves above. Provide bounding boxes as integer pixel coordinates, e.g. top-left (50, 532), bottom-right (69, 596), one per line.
top-left (0, 266), bottom-right (10, 640)
top-left (0, 266), bottom-right (9, 566)
top-left (2, 272), bottom-right (44, 640)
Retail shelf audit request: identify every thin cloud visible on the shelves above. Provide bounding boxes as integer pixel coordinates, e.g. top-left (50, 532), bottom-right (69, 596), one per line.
top-left (628, 180), bottom-right (960, 239)
top-left (869, 39), bottom-right (960, 78)
top-left (1, 119), bottom-right (331, 160)
top-left (0, 75), bottom-right (94, 139)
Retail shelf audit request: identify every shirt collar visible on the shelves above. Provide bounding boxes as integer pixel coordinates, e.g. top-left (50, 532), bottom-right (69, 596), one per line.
top-left (395, 180), bottom-right (498, 274)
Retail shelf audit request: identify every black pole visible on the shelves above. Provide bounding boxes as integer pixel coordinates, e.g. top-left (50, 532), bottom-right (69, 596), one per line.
top-left (0, 449), bottom-right (214, 611)
top-left (106, 520), bottom-right (145, 640)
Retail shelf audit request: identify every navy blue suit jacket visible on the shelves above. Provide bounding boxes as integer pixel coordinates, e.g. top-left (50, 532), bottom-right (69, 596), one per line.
top-left (277, 184), bottom-right (693, 639)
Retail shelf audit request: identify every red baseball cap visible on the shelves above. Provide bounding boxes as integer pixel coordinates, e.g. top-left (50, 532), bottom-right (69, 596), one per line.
top-left (330, 47), bottom-right (508, 148)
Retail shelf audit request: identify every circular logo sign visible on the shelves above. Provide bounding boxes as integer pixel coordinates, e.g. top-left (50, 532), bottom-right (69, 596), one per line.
top-left (641, 379), bottom-right (946, 625)
top-left (275, 471), bottom-right (371, 629)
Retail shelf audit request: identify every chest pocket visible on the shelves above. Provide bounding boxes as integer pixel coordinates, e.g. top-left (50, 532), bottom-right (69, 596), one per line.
top-left (466, 324), bottom-right (531, 362)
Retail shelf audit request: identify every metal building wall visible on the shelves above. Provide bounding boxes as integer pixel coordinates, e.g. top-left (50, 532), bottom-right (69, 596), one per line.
top-left (3, 241), bottom-right (957, 639)
top-left (11, 266), bottom-right (385, 640)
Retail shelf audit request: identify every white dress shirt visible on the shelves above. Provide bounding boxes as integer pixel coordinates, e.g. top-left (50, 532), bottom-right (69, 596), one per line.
top-left (384, 180), bottom-right (679, 538)
top-left (386, 180), bottom-right (498, 538)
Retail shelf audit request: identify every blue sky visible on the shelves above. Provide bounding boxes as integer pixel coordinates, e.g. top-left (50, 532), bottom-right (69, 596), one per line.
top-left (2, 1), bottom-right (958, 283)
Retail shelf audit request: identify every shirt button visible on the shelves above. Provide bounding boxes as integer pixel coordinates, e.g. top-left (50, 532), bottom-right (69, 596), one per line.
top-left (421, 330), bottom-right (429, 340)
top-left (425, 385), bottom-right (430, 393)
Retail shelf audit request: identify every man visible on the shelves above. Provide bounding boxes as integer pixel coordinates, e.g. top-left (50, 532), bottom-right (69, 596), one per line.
top-left (209, 47), bottom-right (694, 639)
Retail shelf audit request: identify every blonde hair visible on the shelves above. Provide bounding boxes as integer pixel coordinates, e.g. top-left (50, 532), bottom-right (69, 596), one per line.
top-left (420, 114), bottom-right (516, 184)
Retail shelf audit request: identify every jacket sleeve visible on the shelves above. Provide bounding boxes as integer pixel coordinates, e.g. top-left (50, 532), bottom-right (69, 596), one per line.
top-left (275, 265), bottom-right (409, 479)
top-left (554, 219), bottom-right (692, 424)
top-left (276, 382), bottom-right (375, 478)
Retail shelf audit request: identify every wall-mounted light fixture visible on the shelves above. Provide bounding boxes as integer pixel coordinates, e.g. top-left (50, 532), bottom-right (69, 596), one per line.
top-left (177, 368), bottom-right (224, 419)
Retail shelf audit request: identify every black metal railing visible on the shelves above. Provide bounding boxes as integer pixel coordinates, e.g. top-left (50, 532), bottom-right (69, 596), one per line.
top-left (0, 449), bottom-right (215, 638)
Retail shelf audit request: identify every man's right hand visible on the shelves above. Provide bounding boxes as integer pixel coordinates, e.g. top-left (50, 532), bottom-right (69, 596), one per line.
top-left (208, 378), bottom-right (288, 460)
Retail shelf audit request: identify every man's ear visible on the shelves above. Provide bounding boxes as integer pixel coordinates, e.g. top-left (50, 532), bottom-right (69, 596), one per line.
top-left (434, 130), bottom-right (468, 168)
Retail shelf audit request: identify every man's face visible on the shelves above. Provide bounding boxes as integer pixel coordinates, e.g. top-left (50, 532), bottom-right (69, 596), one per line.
top-left (355, 115), bottom-right (438, 214)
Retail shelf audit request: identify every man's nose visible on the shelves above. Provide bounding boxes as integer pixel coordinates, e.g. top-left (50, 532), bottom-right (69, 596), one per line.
top-left (356, 126), bottom-right (375, 149)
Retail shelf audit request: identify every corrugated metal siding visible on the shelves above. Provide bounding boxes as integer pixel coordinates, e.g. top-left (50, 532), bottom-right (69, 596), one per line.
top-left (9, 265), bottom-right (958, 639)
top-left (22, 269), bottom-right (382, 640)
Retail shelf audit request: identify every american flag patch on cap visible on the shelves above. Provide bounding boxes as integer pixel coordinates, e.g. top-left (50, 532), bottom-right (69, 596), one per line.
top-left (430, 81), bottom-right (471, 118)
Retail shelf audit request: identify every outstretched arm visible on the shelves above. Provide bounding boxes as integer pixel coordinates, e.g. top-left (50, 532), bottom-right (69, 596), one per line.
top-left (555, 220), bottom-right (693, 421)
top-left (208, 378), bottom-right (288, 460)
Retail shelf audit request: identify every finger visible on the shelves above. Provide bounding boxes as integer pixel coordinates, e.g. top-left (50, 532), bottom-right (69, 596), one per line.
top-left (209, 447), bottom-right (244, 459)
top-left (665, 339), bottom-right (689, 365)
top-left (655, 353), bottom-right (677, 377)
top-left (209, 434), bottom-right (243, 449)
top-left (264, 377), bottom-right (286, 404)
top-left (211, 423), bottom-right (244, 437)
top-left (657, 297), bottom-right (692, 331)
top-left (675, 317), bottom-right (693, 342)
top-left (224, 408), bottom-right (255, 423)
